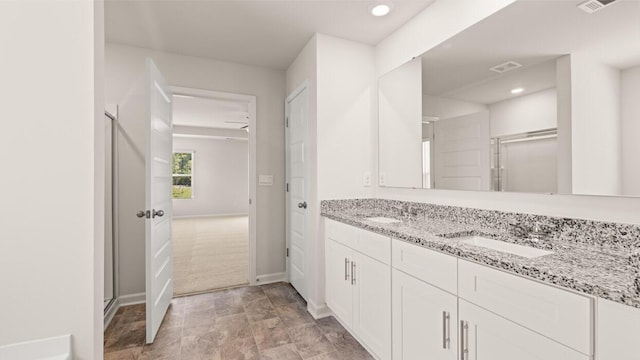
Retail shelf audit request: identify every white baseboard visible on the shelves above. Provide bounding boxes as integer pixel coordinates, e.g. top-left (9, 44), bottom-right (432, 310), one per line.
top-left (307, 299), bottom-right (331, 319)
top-left (119, 292), bottom-right (145, 306)
top-left (104, 292), bottom-right (145, 330)
top-left (0, 335), bottom-right (72, 360)
top-left (255, 272), bottom-right (287, 285)
top-left (173, 213), bottom-right (248, 219)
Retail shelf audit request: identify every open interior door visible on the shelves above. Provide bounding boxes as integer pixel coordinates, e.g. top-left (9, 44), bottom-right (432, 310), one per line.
top-left (144, 59), bottom-right (174, 343)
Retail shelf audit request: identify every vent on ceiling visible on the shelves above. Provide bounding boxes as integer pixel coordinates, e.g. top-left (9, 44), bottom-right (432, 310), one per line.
top-left (577, 0), bottom-right (617, 13)
top-left (490, 61), bottom-right (522, 74)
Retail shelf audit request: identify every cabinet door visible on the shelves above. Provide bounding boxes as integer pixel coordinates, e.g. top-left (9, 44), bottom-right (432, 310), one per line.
top-left (392, 269), bottom-right (457, 360)
top-left (597, 297), bottom-right (640, 359)
top-left (459, 300), bottom-right (589, 360)
top-left (325, 239), bottom-right (353, 328)
top-left (352, 252), bottom-right (391, 360)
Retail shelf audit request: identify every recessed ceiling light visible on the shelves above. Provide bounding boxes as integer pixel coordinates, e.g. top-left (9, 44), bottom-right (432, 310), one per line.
top-left (371, 4), bottom-right (392, 16)
top-left (511, 87), bottom-right (524, 94)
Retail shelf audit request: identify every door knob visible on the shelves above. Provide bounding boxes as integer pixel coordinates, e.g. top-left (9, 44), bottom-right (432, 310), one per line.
top-left (152, 209), bottom-right (165, 218)
top-left (136, 210), bottom-right (147, 218)
top-left (297, 202), bottom-right (307, 209)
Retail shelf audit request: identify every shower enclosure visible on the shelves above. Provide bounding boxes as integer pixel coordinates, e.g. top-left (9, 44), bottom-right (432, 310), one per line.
top-left (104, 111), bottom-right (117, 313)
top-left (491, 128), bottom-right (558, 193)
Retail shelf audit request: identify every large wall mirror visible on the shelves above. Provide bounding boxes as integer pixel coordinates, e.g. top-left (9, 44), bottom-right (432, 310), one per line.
top-left (378, 0), bottom-right (640, 197)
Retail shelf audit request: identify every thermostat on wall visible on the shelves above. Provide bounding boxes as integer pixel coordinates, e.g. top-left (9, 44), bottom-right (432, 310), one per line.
top-left (259, 175), bottom-right (274, 186)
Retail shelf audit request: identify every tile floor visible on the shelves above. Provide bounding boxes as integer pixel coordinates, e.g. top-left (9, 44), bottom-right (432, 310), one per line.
top-left (104, 282), bottom-right (374, 360)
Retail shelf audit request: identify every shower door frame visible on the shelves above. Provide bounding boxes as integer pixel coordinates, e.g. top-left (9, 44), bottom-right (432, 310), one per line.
top-left (104, 109), bottom-right (119, 315)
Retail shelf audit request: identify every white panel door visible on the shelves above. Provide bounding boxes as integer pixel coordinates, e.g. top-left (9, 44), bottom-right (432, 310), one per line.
top-left (145, 59), bottom-right (173, 343)
top-left (392, 269), bottom-right (457, 360)
top-left (434, 111), bottom-right (490, 190)
top-left (286, 86), bottom-right (308, 299)
top-left (352, 252), bottom-right (391, 360)
top-left (325, 239), bottom-right (354, 328)
top-left (459, 300), bottom-right (589, 360)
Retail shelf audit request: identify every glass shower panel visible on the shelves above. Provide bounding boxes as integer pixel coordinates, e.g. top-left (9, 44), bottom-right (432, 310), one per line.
top-left (500, 136), bottom-right (558, 193)
top-left (104, 113), bottom-right (115, 311)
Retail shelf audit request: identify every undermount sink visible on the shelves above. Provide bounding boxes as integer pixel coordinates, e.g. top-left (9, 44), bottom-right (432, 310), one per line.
top-left (366, 217), bottom-right (402, 224)
top-left (459, 236), bottom-right (554, 259)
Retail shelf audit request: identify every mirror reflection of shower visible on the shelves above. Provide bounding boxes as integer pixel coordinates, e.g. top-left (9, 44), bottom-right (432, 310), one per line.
top-left (491, 128), bottom-right (558, 193)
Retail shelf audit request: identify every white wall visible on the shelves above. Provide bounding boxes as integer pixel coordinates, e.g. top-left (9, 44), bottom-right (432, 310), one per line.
top-left (317, 33), bottom-right (374, 200)
top-left (173, 137), bottom-right (248, 217)
top-left (570, 54), bottom-right (621, 196)
top-left (316, 34), bottom-right (376, 311)
top-left (105, 43), bottom-right (286, 296)
top-left (423, 94), bottom-right (487, 120)
top-left (0, 1), bottom-right (103, 359)
top-left (285, 33), bottom-right (375, 314)
top-left (489, 88), bottom-right (557, 138)
top-left (373, 0), bottom-right (640, 225)
top-left (621, 65), bottom-right (640, 196)
top-left (375, 0), bottom-right (517, 76)
top-left (378, 58), bottom-right (423, 188)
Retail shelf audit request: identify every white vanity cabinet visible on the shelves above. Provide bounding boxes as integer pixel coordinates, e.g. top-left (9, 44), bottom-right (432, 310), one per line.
top-left (596, 298), bottom-right (640, 359)
top-left (391, 240), bottom-right (459, 360)
top-left (459, 300), bottom-right (590, 360)
top-left (392, 269), bottom-right (458, 360)
top-left (325, 219), bottom-right (392, 360)
top-left (458, 260), bottom-right (593, 356)
top-left (322, 218), bottom-right (626, 360)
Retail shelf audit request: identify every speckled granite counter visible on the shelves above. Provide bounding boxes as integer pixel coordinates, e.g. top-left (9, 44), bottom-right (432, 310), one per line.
top-left (321, 199), bottom-right (640, 308)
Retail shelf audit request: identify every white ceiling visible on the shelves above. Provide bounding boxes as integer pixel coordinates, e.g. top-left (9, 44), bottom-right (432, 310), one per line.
top-left (447, 59), bottom-right (557, 105)
top-left (173, 95), bottom-right (250, 129)
top-left (105, 0), bottom-right (436, 70)
top-left (420, 0), bottom-right (640, 102)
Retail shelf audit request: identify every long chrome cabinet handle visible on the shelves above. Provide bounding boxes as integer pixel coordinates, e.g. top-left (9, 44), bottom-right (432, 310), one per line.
top-left (460, 320), bottom-right (469, 360)
top-left (344, 258), bottom-right (349, 281)
top-left (442, 311), bottom-right (450, 349)
top-left (351, 261), bottom-right (356, 285)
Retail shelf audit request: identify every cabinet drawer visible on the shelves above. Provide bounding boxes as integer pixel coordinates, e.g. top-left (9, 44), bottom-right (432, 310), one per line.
top-left (460, 300), bottom-right (590, 360)
top-left (325, 219), bottom-right (357, 249)
top-left (392, 239), bottom-right (457, 295)
top-left (458, 260), bottom-right (593, 355)
top-left (357, 229), bottom-right (391, 265)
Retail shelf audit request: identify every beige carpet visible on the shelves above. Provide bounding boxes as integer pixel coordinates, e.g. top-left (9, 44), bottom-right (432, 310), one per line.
top-left (172, 215), bottom-right (248, 295)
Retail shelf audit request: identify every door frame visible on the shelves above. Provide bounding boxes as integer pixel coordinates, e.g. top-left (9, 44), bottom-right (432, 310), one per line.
top-left (284, 81), bottom-right (309, 296)
top-left (170, 86), bottom-right (258, 285)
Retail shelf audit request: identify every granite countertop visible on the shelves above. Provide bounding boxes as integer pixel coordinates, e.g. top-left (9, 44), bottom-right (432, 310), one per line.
top-left (321, 206), bottom-right (640, 308)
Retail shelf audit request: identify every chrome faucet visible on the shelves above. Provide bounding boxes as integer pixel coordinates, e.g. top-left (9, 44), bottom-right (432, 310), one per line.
top-left (508, 220), bottom-right (554, 241)
top-left (390, 203), bottom-right (419, 220)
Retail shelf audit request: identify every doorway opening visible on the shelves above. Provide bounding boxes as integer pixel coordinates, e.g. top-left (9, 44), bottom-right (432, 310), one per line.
top-left (170, 87), bottom-right (257, 296)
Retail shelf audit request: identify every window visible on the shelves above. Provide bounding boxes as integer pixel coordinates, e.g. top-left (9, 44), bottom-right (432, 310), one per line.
top-left (422, 140), bottom-right (431, 189)
top-left (172, 151), bottom-right (193, 199)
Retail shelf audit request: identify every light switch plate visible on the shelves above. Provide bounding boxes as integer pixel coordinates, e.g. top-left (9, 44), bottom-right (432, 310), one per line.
top-left (259, 175), bottom-right (273, 186)
top-left (363, 171), bottom-right (371, 187)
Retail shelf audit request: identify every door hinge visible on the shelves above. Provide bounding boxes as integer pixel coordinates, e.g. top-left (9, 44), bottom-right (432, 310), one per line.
top-left (286, 183), bottom-right (289, 192)
top-left (249, 198), bottom-right (252, 205)
top-left (286, 248), bottom-right (289, 257)
top-left (285, 117), bottom-right (289, 128)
